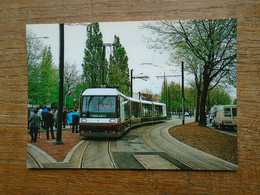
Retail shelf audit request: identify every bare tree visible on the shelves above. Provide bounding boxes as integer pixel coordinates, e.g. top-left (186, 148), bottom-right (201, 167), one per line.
top-left (143, 18), bottom-right (237, 126)
top-left (64, 63), bottom-right (80, 91)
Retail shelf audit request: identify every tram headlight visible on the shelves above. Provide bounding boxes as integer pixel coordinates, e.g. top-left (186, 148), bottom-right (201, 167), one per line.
top-left (109, 119), bottom-right (116, 123)
top-left (81, 118), bottom-right (87, 123)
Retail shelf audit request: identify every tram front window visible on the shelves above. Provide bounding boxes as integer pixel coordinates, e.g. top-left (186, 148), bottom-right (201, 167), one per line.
top-left (82, 96), bottom-right (117, 118)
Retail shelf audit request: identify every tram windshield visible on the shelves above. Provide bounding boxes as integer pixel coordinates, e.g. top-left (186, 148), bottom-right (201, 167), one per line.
top-left (81, 96), bottom-right (117, 118)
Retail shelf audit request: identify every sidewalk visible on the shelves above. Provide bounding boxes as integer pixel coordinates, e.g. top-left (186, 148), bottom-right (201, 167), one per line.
top-left (27, 125), bottom-right (83, 163)
top-left (27, 124), bottom-right (76, 141)
top-left (28, 124), bottom-right (71, 132)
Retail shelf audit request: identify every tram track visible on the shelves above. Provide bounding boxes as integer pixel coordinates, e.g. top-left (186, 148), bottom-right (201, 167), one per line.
top-left (27, 143), bottom-right (57, 169)
top-left (79, 140), bottom-right (92, 168)
top-left (139, 122), bottom-right (194, 170)
top-left (149, 120), bottom-right (237, 170)
top-left (27, 137), bottom-right (120, 169)
top-left (27, 151), bottom-right (42, 168)
top-left (27, 139), bottom-right (120, 169)
top-left (135, 118), bottom-right (237, 170)
top-left (158, 125), bottom-right (198, 170)
top-left (105, 123), bottom-right (183, 170)
top-left (27, 118), bottom-right (237, 170)
top-left (108, 141), bottom-right (119, 169)
top-left (79, 139), bottom-right (117, 169)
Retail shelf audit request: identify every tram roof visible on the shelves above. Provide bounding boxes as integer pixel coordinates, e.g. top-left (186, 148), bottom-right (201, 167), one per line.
top-left (82, 88), bottom-right (125, 97)
top-left (153, 101), bottom-right (166, 106)
top-left (140, 100), bottom-right (153, 105)
top-left (128, 97), bottom-right (140, 103)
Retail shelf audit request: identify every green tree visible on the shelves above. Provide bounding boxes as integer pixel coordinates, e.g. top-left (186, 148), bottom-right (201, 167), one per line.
top-left (207, 86), bottom-right (232, 109)
top-left (65, 82), bottom-right (86, 109)
top-left (82, 23), bottom-right (106, 88)
top-left (144, 19), bottom-right (237, 126)
top-left (38, 46), bottom-right (59, 106)
top-left (167, 82), bottom-right (182, 112)
top-left (166, 82), bottom-right (197, 114)
top-left (185, 87), bottom-right (196, 114)
top-left (27, 31), bottom-right (44, 105)
top-left (177, 54), bottom-right (203, 122)
top-left (160, 80), bottom-right (169, 110)
top-left (64, 63), bottom-right (81, 108)
top-left (27, 31), bottom-right (58, 107)
top-left (64, 63), bottom-right (80, 92)
top-left (108, 36), bottom-right (130, 95)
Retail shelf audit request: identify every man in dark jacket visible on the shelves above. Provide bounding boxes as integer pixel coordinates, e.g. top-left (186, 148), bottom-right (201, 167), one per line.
top-left (72, 109), bottom-right (80, 133)
top-left (45, 108), bottom-right (55, 139)
top-left (62, 107), bottom-right (67, 128)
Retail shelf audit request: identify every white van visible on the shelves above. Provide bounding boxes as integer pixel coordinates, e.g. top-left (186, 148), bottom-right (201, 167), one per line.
top-left (212, 105), bottom-right (237, 130)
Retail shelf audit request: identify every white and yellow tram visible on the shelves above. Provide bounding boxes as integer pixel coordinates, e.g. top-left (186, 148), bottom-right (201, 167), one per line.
top-left (79, 88), bottom-right (167, 138)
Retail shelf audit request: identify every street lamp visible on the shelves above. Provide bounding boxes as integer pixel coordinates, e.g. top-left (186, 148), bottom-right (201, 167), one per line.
top-left (67, 23), bottom-right (112, 86)
top-left (141, 62), bottom-right (184, 124)
top-left (55, 23), bottom-right (92, 145)
top-left (130, 69), bottom-right (149, 97)
top-left (102, 43), bottom-right (113, 85)
top-left (27, 36), bottom-right (49, 39)
top-left (140, 63), bottom-right (166, 103)
top-left (103, 43), bottom-right (113, 54)
top-left (65, 23), bottom-right (90, 26)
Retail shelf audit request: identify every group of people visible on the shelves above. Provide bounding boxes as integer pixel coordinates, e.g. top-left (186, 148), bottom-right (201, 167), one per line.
top-left (28, 106), bottom-right (80, 143)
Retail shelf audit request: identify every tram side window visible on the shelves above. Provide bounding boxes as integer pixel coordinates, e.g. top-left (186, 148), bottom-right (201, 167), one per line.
top-left (158, 106), bottom-right (163, 116)
top-left (131, 102), bottom-right (140, 118)
top-left (143, 104), bottom-right (152, 117)
top-left (154, 105), bottom-right (158, 116)
top-left (148, 105), bottom-right (152, 116)
top-left (154, 105), bottom-right (163, 116)
top-left (124, 100), bottom-right (130, 120)
top-left (143, 105), bottom-right (147, 117)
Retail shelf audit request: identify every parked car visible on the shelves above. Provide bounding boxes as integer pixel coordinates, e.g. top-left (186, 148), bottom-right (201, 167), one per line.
top-left (211, 105), bottom-right (237, 130)
top-left (185, 112), bottom-right (190, 117)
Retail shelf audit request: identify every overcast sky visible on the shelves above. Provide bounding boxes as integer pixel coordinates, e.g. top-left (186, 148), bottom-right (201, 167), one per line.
top-left (26, 20), bottom-right (236, 99)
top-left (26, 21), bottom-right (184, 95)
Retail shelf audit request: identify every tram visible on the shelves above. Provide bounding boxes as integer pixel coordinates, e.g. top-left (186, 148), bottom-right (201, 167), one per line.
top-left (79, 88), bottom-right (167, 138)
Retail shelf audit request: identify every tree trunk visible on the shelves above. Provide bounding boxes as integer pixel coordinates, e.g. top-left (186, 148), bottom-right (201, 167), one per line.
top-left (199, 77), bottom-right (210, 126)
top-left (199, 87), bottom-right (207, 126)
top-left (195, 89), bottom-right (201, 122)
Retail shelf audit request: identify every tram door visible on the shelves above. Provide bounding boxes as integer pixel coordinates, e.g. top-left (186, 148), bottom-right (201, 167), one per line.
top-left (120, 97), bottom-right (127, 121)
top-left (120, 97), bottom-right (130, 128)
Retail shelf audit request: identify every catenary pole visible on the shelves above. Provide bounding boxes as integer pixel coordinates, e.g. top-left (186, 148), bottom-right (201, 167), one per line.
top-left (55, 23), bottom-right (64, 145)
top-left (182, 61), bottom-right (185, 125)
top-left (130, 69), bottom-right (133, 97)
top-left (102, 45), bottom-right (106, 85)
